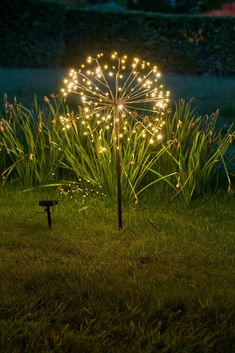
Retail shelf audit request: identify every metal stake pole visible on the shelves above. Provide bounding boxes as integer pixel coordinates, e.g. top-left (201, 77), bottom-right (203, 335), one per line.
top-left (46, 205), bottom-right (52, 230)
top-left (114, 106), bottom-right (122, 229)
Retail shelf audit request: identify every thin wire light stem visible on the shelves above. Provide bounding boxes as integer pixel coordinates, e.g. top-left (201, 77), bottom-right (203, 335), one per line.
top-left (113, 106), bottom-right (122, 229)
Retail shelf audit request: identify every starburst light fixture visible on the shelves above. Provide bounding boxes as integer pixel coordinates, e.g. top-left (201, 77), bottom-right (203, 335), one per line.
top-left (61, 52), bottom-right (170, 229)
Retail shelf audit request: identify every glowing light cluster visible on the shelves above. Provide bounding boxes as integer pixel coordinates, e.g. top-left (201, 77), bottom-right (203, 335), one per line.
top-left (59, 114), bottom-right (76, 131)
top-left (61, 52), bottom-right (170, 142)
top-left (58, 181), bottom-right (106, 204)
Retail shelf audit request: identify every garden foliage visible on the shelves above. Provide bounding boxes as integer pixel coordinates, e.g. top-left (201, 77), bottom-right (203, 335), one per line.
top-left (0, 0), bottom-right (235, 75)
top-left (0, 0), bottom-right (65, 67)
top-left (0, 97), bottom-right (233, 205)
top-left (64, 10), bottom-right (235, 75)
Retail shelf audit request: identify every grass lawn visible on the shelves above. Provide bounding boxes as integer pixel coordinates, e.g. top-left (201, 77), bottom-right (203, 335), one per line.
top-left (0, 189), bottom-right (235, 352)
top-left (0, 68), bottom-right (235, 125)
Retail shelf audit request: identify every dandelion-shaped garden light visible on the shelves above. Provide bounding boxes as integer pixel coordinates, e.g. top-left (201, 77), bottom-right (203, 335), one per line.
top-left (61, 52), bottom-right (170, 229)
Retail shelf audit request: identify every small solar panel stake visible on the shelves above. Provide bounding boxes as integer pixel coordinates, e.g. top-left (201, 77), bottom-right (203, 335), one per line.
top-left (39, 200), bottom-right (58, 230)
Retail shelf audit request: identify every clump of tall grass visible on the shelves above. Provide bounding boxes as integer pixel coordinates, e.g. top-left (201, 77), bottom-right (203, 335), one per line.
top-left (0, 96), bottom-right (234, 205)
top-left (0, 95), bottom-right (65, 186)
top-left (156, 100), bottom-right (234, 205)
top-left (56, 117), bottom-right (173, 203)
